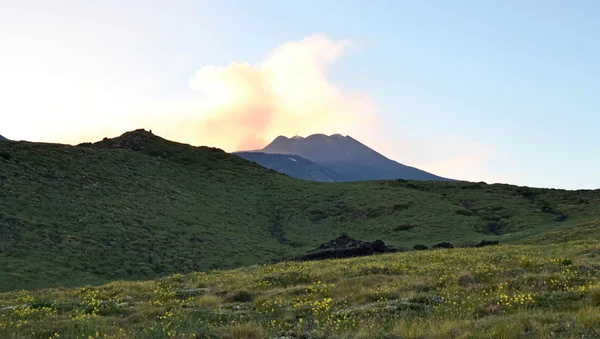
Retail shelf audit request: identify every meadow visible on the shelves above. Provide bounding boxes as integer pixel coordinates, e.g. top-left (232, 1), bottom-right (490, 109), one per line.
top-left (1, 226), bottom-right (599, 338)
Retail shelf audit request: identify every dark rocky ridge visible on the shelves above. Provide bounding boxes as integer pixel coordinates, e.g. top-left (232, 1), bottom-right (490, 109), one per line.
top-left (433, 242), bottom-right (454, 249)
top-left (0, 135), bottom-right (7, 141)
top-left (475, 239), bottom-right (499, 248)
top-left (290, 235), bottom-right (401, 261)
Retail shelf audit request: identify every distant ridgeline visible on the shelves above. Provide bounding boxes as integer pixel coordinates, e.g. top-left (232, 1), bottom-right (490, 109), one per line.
top-left (234, 133), bottom-right (452, 182)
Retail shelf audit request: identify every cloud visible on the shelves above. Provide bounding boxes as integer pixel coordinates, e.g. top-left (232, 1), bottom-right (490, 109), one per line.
top-left (52, 33), bottom-right (515, 184)
top-left (175, 34), bottom-right (377, 151)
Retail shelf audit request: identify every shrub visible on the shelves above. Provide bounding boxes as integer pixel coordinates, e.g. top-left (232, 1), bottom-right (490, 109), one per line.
top-left (221, 322), bottom-right (263, 339)
top-left (394, 224), bottom-right (414, 232)
top-left (29, 298), bottom-right (56, 310)
top-left (393, 203), bottom-right (410, 211)
top-left (589, 288), bottom-right (600, 306)
top-left (195, 294), bottom-right (223, 309)
top-left (551, 258), bottom-right (573, 266)
top-left (457, 274), bottom-right (477, 286)
top-left (519, 257), bottom-right (534, 268)
top-left (455, 209), bottom-right (474, 216)
top-left (225, 290), bottom-right (254, 303)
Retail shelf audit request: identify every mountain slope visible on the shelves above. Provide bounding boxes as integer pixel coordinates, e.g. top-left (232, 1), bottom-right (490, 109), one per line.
top-left (0, 134), bottom-right (7, 141)
top-left (1, 129), bottom-right (599, 291)
top-left (233, 151), bottom-right (344, 182)
top-left (260, 134), bottom-right (451, 181)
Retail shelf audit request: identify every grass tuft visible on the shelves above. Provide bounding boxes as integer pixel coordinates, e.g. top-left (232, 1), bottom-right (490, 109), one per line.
top-left (221, 322), bottom-right (264, 339)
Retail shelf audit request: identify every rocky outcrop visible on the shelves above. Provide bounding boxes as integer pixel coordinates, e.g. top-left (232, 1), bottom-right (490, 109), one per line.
top-left (433, 242), bottom-right (454, 249)
top-left (80, 129), bottom-right (155, 150)
top-left (291, 235), bottom-right (401, 261)
top-left (474, 239), bottom-right (499, 248)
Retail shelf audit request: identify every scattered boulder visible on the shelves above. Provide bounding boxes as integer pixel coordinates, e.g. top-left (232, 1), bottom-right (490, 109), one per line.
top-left (433, 242), bottom-right (454, 249)
top-left (292, 235), bottom-right (401, 261)
top-left (554, 215), bottom-right (567, 222)
top-left (475, 239), bottom-right (499, 248)
top-left (413, 244), bottom-right (428, 251)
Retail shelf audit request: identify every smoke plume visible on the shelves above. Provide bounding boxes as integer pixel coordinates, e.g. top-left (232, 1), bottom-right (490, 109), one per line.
top-left (175, 34), bottom-right (376, 151)
top-left (58, 34), bottom-right (513, 183)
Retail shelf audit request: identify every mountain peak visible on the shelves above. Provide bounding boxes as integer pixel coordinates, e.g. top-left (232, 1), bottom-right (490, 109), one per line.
top-left (257, 132), bottom-right (451, 181)
top-left (273, 133), bottom-right (348, 140)
top-left (262, 133), bottom-right (381, 164)
top-left (304, 133), bottom-right (347, 139)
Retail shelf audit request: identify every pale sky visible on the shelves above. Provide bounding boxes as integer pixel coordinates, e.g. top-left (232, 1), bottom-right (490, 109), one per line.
top-left (1, 1), bottom-right (599, 189)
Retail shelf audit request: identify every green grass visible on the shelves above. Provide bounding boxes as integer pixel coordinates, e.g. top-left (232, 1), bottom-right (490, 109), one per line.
top-left (1, 129), bottom-right (600, 292)
top-left (1, 239), bottom-right (600, 338)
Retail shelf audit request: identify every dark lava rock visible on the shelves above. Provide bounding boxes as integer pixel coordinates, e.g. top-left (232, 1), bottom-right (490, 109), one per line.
top-left (433, 242), bottom-right (454, 249)
top-left (475, 239), bottom-right (499, 248)
top-left (292, 235), bottom-right (401, 261)
top-left (372, 240), bottom-right (386, 252)
top-left (413, 244), bottom-right (428, 251)
top-left (317, 234), bottom-right (363, 250)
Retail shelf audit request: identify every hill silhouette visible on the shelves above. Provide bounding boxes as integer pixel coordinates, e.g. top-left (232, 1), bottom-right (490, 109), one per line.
top-left (240, 133), bottom-right (451, 182)
top-left (0, 129), bottom-right (599, 291)
top-left (0, 134), bottom-right (7, 141)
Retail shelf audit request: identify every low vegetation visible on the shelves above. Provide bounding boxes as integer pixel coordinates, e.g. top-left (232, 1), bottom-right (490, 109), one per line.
top-left (1, 130), bottom-right (600, 292)
top-left (2, 130), bottom-right (600, 337)
top-left (1, 232), bottom-right (600, 338)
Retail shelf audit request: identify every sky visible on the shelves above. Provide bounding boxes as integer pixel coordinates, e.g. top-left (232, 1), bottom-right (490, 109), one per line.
top-left (1, 1), bottom-right (599, 189)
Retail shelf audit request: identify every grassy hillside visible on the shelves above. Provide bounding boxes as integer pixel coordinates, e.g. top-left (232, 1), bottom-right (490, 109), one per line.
top-left (1, 229), bottom-right (600, 338)
top-left (1, 129), bottom-right (599, 291)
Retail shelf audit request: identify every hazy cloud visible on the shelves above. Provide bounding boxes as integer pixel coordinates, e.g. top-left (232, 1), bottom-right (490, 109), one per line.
top-left (179, 34), bottom-right (376, 151)
top-left (53, 33), bottom-right (514, 183)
